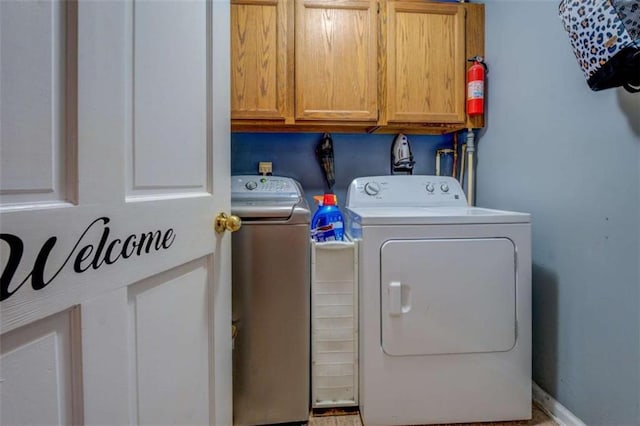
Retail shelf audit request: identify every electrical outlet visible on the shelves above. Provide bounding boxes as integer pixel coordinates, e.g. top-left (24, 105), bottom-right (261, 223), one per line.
top-left (258, 162), bottom-right (272, 175)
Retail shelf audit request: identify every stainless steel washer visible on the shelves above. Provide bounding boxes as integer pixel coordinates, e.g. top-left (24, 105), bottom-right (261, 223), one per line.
top-left (231, 175), bottom-right (310, 426)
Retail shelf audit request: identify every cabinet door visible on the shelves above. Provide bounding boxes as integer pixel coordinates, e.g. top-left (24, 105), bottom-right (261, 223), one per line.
top-left (231, 0), bottom-right (293, 121)
top-left (384, 1), bottom-right (465, 124)
top-left (295, 0), bottom-right (378, 121)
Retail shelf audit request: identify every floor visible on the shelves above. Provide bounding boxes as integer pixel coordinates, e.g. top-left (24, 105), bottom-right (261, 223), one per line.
top-left (308, 403), bottom-right (557, 426)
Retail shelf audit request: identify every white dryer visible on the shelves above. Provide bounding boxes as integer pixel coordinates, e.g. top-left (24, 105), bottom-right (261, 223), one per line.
top-left (345, 175), bottom-right (531, 426)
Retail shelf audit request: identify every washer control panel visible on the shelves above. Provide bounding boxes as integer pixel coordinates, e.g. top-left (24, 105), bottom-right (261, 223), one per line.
top-left (364, 182), bottom-right (381, 196)
top-left (232, 175), bottom-right (301, 200)
top-left (346, 175), bottom-right (467, 207)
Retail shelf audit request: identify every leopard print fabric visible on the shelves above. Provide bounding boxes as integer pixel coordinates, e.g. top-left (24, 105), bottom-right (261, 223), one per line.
top-left (614, 0), bottom-right (640, 40)
top-left (559, 0), bottom-right (639, 79)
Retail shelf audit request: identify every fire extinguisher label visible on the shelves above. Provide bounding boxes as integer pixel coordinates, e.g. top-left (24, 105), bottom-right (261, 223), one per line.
top-left (468, 81), bottom-right (484, 99)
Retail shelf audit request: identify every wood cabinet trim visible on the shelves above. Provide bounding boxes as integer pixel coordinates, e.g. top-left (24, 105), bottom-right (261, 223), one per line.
top-left (231, 121), bottom-right (467, 134)
top-left (378, 0), bottom-right (388, 125)
top-left (301, 0), bottom-right (373, 10)
top-left (390, 1), bottom-right (462, 14)
top-left (282, 0), bottom-right (295, 122)
top-left (231, 0), bottom-right (278, 5)
top-left (464, 2), bottom-right (485, 129)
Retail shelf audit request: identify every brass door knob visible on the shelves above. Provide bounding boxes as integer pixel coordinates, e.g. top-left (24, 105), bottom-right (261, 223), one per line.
top-left (215, 212), bottom-right (242, 233)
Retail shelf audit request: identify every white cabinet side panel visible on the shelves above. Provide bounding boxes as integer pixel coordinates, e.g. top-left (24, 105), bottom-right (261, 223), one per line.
top-left (130, 259), bottom-right (211, 426)
top-left (0, 0), bottom-right (69, 206)
top-left (128, 0), bottom-right (208, 196)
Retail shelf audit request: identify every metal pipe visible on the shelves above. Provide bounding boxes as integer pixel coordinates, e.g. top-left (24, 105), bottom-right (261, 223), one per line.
top-left (466, 129), bottom-right (476, 206)
top-left (452, 133), bottom-right (458, 179)
top-left (460, 144), bottom-right (467, 189)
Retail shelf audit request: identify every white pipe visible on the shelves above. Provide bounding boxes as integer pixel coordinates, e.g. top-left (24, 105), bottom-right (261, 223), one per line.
top-left (452, 134), bottom-right (458, 179)
top-left (466, 129), bottom-right (476, 206)
top-left (460, 144), bottom-right (467, 188)
top-left (435, 150), bottom-right (441, 176)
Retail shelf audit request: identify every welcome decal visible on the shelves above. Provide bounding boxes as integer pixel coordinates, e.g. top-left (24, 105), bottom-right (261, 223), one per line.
top-left (0, 217), bottom-right (175, 302)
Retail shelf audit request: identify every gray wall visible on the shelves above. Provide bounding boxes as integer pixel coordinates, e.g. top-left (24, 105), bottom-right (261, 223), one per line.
top-left (477, 1), bottom-right (640, 424)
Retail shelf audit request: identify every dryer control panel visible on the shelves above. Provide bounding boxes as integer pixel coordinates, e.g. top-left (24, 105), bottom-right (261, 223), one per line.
top-left (346, 175), bottom-right (467, 208)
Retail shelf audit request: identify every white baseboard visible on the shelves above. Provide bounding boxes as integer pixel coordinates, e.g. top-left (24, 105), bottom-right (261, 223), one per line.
top-left (532, 382), bottom-right (586, 426)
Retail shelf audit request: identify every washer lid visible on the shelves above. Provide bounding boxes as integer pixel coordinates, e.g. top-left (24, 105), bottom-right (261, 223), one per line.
top-left (231, 175), bottom-right (310, 221)
top-left (347, 206), bottom-right (530, 225)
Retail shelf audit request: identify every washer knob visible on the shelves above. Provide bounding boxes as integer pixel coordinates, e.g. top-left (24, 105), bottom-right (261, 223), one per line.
top-left (440, 183), bottom-right (449, 193)
top-left (426, 183), bottom-right (435, 193)
top-left (364, 182), bottom-right (381, 196)
top-left (245, 181), bottom-right (258, 190)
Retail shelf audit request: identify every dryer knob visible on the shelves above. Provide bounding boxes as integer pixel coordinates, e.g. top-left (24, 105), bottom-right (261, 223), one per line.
top-left (364, 182), bottom-right (381, 196)
top-left (440, 183), bottom-right (449, 193)
top-left (245, 181), bottom-right (258, 190)
top-left (426, 184), bottom-right (435, 193)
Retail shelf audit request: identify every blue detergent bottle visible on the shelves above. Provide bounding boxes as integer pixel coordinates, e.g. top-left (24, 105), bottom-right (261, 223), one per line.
top-left (311, 194), bottom-right (344, 242)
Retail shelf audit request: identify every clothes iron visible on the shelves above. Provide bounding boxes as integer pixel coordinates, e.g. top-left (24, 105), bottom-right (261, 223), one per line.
top-left (391, 133), bottom-right (415, 175)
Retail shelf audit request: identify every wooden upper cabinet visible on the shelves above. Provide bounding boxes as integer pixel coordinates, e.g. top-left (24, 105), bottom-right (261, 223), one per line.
top-left (231, 0), bottom-right (293, 122)
top-left (230, 1), bottom-right (484, 133)
top-left (383, 1), bottom-right (466, 124)
top-left (295, 0), bottom-right (378, 121)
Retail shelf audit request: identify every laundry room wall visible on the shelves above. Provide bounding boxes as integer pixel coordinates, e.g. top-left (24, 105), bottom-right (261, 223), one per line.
top-left (475, 1), bottom-right (640, 424)
top-left (231, 1), bottom-right (640, 423)
top-left (231, 132), bottom-right (451, 208)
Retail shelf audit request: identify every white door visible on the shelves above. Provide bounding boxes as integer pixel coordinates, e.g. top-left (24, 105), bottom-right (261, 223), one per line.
top-left (0, 1), bottom-right (232, 425)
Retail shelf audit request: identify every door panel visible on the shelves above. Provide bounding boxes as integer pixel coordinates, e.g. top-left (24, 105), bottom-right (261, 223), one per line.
top-left (381, 238), bottom-right (516, 356)
top-left (386, 2), bottom-right (465, 123)
top-left (295, 0), bottom-right (378, 121)
top-left (231, 0), bottom-right (293, 121)
top-left (131, 258), bottom-right (211, 425)
top-left (0, 0), bottom-right (73, 206)
top-left (231, 2), bottom-right (278, 116)
top-left (0, 1), bottom-right (231, 424)
top-left (130, 1), bottom-right (209, 195)
top-left (0, 308), bottom-right (82, 425)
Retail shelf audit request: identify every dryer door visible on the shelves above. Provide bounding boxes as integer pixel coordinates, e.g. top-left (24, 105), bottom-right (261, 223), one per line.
top-left (380, 238), bottom-right (516, 356)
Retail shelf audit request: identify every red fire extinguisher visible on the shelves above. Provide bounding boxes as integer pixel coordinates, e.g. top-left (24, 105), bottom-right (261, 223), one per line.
top-left (467, 56), bottom-right (487, 116)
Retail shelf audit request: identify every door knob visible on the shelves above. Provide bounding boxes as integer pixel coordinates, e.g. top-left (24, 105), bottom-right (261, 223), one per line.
top-left (215, 212), bottom-right (242, 233)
